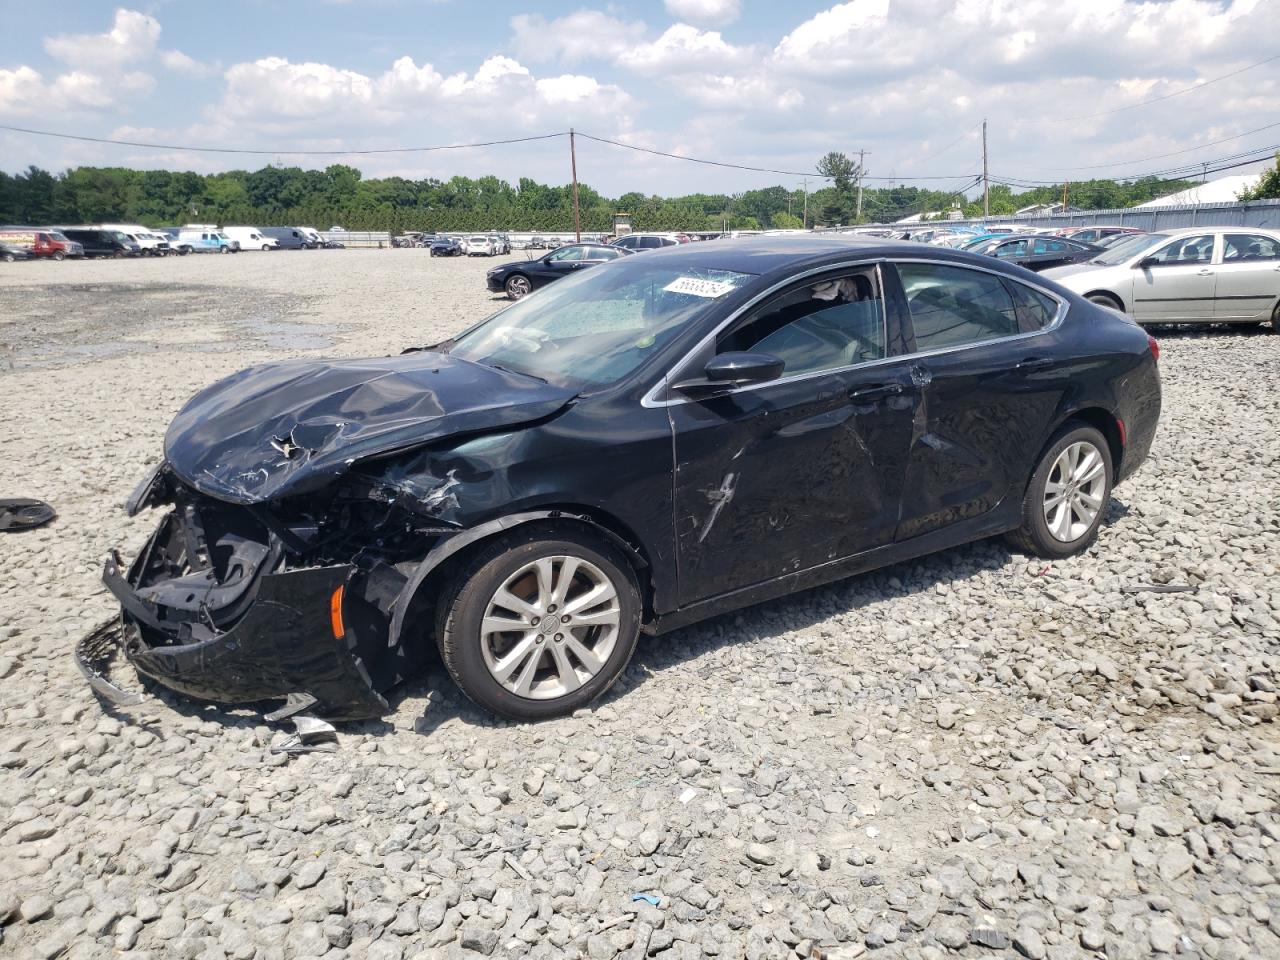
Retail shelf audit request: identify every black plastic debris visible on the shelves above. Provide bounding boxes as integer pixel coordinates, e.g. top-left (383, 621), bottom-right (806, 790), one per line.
top-left (0, 498), bottom-right (56, 532)
top-left (73, 620), bottom-right (146, 708)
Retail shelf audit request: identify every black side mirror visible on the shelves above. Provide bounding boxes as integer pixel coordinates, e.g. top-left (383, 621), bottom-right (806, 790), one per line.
top-left (697, 351), bottom-right (785, 386)
top-left (1136, 256), bottom-right (1159, 269)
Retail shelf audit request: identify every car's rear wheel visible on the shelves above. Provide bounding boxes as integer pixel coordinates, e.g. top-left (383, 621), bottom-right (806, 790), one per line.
top-left (505, 274), bottom-right (531, 300)
top-left (2, 252), bottom-right (14, 263)
top-left (1086, 292), bottom-right (1123, 311)
top-left (1272, 301), bottom-right (1280, 332)
top-left (437, 527), bottom-right (641, 721)
top-left (1007, 422), bottom-right (1113, 559)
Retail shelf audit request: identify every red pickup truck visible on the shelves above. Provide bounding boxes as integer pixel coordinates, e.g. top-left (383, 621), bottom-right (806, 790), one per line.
top-left (0, 228), bottom-right (84, 260)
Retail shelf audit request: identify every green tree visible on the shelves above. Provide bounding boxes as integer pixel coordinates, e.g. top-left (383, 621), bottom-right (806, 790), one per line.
top-left (1240, 153), bottom-right (1280, 200)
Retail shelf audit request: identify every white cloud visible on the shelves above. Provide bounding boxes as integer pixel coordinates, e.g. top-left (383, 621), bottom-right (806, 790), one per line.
top-left (44, 8), bottom-right (161, 69)
top-left (510, 11), bottom-right (646, 63)
top-left (663, 0), bottom-right (742, 26)
top-left (774, 0), bottom-right (891, 65)
top-left (616, 24), bottom-right (752, 73)
top-left (0, 66), bottom-right (134, 115)
top-left (161, 49), bottom-right (214, 77)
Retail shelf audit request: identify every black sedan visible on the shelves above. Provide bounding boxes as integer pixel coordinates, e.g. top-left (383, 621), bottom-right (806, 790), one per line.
top-left (429, 237), bottom-right (463, 257)
top-left (486, 242), bottom-right (631, 299)
top-left (1, 242), bottom-right (32, 262)
top-left (84, 237), bottom-right (1160, 723)
top-left (970, 234), bottom-right (1104, 272)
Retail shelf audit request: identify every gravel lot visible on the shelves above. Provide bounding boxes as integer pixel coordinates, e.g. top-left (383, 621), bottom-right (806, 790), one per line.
top-left (1, 249), bottom-right (1278, 960)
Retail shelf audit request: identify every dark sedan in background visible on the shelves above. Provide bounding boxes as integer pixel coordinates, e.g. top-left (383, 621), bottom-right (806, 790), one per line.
top-left (970, 234), bottom-right (1104, 272)
top-left (85, 237), bottom-right (1159, 724)
top-left (486, 242), bottom-right (631, 299)
top-left (430, 237), bottom-right (464, 257)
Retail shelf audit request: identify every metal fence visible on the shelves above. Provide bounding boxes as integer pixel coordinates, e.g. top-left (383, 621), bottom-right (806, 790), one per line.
top-left (887, 198), bottom-right (1280, 233)
top-left (320, 230), bottom-right (391, 248)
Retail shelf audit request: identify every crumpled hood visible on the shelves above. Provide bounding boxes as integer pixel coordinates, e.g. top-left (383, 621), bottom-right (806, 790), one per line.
top-left (165, 352), bottom-right (575, 504)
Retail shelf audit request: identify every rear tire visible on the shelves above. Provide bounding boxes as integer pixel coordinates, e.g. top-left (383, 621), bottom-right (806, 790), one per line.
top-left (1006, 422), bottom-right (1113, 559)
top-left (1272, 301), bottom-right (1280, 333)
top-left (436, 526), bottom-right (641, 722)
top-left (1086, 292), bottom-right (1124, 311)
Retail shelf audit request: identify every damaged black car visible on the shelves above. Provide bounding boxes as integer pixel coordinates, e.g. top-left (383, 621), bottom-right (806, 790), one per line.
top-left (81, 237), bottom-right (1161, 722)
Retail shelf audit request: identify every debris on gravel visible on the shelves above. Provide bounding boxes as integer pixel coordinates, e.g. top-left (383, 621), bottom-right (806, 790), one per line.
top-left (1, 252), bottom-right (1278, 958)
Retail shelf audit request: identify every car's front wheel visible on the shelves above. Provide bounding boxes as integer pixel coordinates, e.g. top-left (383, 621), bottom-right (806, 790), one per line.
top-left (437, 527), bottom-right (641, 721)
top-left (1272, 301), bottom-right (1280, 333)
top-left (1007, 422), bottom-right (1113, 559)
top-left (505, 274), bottom-right (531, 300)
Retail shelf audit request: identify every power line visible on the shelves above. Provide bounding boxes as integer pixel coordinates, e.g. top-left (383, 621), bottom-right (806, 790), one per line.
top-left (575, 132), bottom-right (975, 181)
top-left (993, 143), bottom-right (1280, 187)
top-left (0, 123), bottom-right (568, 156)
top-left (1024, 121), bottom-right (1280, 171)
top-left (1014, 53), bottom-right (1280, 124)
top-left (907, 123), bottom-right (982, 168)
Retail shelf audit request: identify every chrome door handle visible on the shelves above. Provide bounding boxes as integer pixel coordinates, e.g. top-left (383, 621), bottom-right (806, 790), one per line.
top-left (848, 383), bottom-right (904, 403)
top-left (1197, 268), bottom-right (1214, 276)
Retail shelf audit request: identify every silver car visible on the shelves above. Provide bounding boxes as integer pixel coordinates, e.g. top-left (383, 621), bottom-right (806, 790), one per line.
top-left (1043, 227), bottom-right (1280, 327)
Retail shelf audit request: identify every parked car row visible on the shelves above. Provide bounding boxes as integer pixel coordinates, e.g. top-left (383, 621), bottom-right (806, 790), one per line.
top-left (0, 222), bottom-right (341, 260)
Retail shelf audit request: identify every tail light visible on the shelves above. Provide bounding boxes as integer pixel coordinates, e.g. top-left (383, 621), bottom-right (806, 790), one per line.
top-left (1147, 334), bottom-right (1160, 362)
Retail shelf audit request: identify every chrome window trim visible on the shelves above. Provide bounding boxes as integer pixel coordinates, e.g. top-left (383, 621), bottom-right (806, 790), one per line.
top-left (641, 255), bottom-right (1068, 409)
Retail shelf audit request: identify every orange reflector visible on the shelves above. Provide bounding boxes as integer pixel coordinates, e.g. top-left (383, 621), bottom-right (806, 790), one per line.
top-left (329, 585), bottom-right (346, 639)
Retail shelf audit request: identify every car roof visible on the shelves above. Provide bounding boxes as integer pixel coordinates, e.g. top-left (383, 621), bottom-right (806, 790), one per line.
top-left (631, 234), bottom-right (1031, 277)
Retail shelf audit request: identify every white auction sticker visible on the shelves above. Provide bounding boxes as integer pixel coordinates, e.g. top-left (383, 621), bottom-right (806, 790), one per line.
top-left (664, 276), bottom-right (737, 298)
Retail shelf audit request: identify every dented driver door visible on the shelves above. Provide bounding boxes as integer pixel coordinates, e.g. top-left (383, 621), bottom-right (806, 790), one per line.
top-left (664, 265), bottom-right (918, 606)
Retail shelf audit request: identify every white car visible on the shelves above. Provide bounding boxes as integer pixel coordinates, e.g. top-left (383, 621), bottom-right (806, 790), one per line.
top-left (1042, 227), bottom-right (1280, 327)
top-left (464, 236), bottom-right (496, 256)
top-left (223, 226), bottom-right (279, 251)
top-left (611, 233), bottom-right (680, 252)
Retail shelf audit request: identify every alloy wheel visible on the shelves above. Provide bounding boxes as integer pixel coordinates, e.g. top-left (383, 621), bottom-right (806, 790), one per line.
top-left (479, 556), bottom-right (621, 700)
top-left (507, 276), bottom-right (531, 299)
top-left (1042, 440), bottom-right (1107, 542)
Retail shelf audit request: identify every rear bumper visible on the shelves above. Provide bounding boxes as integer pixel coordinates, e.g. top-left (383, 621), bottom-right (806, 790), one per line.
top-left (92, 512), bottom-right (392, 720)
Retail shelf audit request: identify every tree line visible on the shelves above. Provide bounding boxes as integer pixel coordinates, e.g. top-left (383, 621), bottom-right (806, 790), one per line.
top-left (0, 156), bottom-right (1214, 233)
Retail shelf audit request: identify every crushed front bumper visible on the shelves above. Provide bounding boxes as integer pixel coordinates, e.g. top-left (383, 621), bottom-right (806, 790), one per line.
top-left (86, 509), bottom-right (395, 721)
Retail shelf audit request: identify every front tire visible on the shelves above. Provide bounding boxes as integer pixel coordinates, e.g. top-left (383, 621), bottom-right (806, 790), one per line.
top-left (437, 526), bottom-right (641, 721)
top-left (1086, 292), bottom-right (1124, 312)
top-left (1006, 422), bottom-right (1113, 559)
top-left (1272, 301), bottom-right (1280, 333)
top-left (52, 252), bottom-right (65, 261)
top-left (505, 274), bottom-right (531, 300)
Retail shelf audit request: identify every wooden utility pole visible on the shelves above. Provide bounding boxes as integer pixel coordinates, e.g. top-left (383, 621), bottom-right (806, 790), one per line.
top-left (570, 128), bottom-right (581, 242)
top-left (1062, 181), bottom-right (1069, 210)
top-left (802, 178), bottom-right (809, 228)
top-left (856, 148), bottom-right (866, 222)
top-left (982, 119), bottom-right (989, 218)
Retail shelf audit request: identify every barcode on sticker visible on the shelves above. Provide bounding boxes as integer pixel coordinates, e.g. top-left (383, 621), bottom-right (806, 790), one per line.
top-left (664, 276), bottom-right (736, 298)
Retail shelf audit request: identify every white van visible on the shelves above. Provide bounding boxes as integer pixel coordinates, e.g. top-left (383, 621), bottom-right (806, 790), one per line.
top-left (100, 223), bottom-right (172, 257)
top-left (297, 227), bottom-right (323, 247)
top-left (223, 226), bottom-right (279, 251)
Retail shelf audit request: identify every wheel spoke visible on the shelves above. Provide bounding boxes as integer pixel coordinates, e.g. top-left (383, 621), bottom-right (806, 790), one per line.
top-left (1076, 490), bottom-right (1103, 512)
top-left (1050, 501), bottom-right (1073, 541)
top-left (568, 607), bottom-right (619, 628)
top-left (491, 633), bottom-right (539, 684)
top-left (1077, 459), bottom-right (1105, 485)
top-left (512, 645), bottom-right (544, 696)
top-left (564, 633), bottom-right (605, 674)
top-left (482, 615), bottom-right (528, 636)
top-left (533, 559), bottom-right (555, 609)
top-left (550, 557), bottom-right (581, 608)
top-left (564, 581), bottom-right (617, 617)
top-left (493, 588), bottom-right (538, 620)
top-left (548, 642), bottom-right (582, 693)
top-left (1073, 448), bottom-right (1100, 483)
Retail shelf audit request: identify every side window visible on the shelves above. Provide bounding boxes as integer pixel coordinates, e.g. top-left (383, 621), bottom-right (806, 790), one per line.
top-left (1149, 234), bottom-right (1214, 264)
top-left (548, 246), bottom-right (585, 262)
top-left (1034, 238), bottom-right (1066, 254)
top-left (1005, 280), bottom-right (1059, 333)
top-left (898, 262), bottom-right (1019, 351)
top-left (719, 269), bottom-right (886, 377)
top-left (995, 239), bottom-right (1028, 258)
top-left (1223, 234), bottom-right (1280, 262)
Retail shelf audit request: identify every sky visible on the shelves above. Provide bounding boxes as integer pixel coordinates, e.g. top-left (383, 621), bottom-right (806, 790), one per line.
top-left (1, 0), bottom-right (1277, 199)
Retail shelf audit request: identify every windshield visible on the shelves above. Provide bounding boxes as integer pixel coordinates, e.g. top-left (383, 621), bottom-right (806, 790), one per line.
top-left (1089, 232), bottom-right (1168, 266)
top-left (112, 232), bottom-right (131, 242)
top-left (50, 232), bottom-right (69, 242)
top-left (449, 260), bottom-right (756, 388)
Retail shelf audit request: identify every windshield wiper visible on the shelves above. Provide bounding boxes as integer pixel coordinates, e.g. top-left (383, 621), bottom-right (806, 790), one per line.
top-left (485, 361), bottom-right (548, 384)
